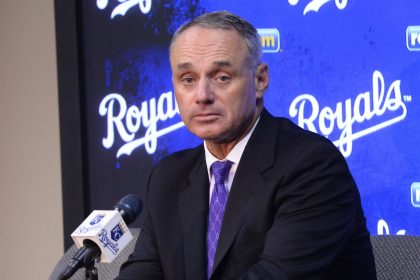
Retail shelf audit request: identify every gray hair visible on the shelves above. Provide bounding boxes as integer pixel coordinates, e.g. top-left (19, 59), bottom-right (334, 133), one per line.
top-left (170, 11), bottom-right (262, 71)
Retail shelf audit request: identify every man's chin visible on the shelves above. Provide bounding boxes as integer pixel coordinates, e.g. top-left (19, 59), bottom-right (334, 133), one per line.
top-left (197, 133), bottom-right (237, 146)
top-left (190, 128), bottom-right (224, 142)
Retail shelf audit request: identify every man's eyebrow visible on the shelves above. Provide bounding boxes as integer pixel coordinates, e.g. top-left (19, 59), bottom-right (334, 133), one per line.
top-left (213, 60), bottom-right (233, 68)
top-left (175, 60), bottom-right (233, 71)
top-left (176, 62), bottom-right (193, 70)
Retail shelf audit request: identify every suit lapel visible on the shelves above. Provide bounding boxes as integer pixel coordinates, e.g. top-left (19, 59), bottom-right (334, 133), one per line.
top-left (212, 110), bottom-right (279, 273)
top-left (178, 151), bottom-right (209, 280)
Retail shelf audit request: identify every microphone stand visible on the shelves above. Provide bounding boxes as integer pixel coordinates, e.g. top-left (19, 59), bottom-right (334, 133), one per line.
top-left (85, 260), bottom-right (98, 280)
top-left (58, 240), bottom-right (101, 280)
top-left (83, 240), bottom-right (100, 280)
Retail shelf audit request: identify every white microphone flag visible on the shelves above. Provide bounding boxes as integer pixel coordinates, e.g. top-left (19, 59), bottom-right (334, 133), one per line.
top-left (71, 210), bottom-right (133, 263)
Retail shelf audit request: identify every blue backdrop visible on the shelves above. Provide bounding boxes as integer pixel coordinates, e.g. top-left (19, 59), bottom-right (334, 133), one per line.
top-left (81, 0), bottom-right (420, 236)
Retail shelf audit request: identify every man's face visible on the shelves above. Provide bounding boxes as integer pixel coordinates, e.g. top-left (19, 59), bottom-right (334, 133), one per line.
top-left (170, 26), bottom-right (263, 143)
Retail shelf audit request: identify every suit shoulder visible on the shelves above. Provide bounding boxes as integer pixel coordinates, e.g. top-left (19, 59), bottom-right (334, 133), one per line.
top-left (152, 144), bottom-right (204, 177)
top-left (266, 116), bottom-right (348, 171)
top-left (146, 144), bottom-right (205, 203)
top-left (275, 117), bottom-right (334, 147)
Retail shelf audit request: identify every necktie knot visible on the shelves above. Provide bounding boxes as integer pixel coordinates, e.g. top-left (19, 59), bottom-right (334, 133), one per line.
top-left (211, 160), bottom-right (233, 185)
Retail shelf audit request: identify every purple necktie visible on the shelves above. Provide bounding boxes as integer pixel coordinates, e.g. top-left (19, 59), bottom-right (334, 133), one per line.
top-left (207, 160), bottom-right (233, 279)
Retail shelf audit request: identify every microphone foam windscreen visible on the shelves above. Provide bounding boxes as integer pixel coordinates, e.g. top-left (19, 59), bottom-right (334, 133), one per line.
top-left (114, 194), bottom-right (142, 224)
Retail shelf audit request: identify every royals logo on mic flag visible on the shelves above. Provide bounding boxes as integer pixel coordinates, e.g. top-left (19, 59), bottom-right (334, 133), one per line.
top-left (71, 210), bottom-right (133, 263)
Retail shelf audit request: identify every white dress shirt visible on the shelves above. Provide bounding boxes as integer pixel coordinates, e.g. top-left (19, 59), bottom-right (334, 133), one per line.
top-left (204, 118), bottom-right (260, 203)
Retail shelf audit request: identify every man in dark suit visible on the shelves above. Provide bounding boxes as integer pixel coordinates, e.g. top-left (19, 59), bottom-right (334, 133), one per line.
top-left (117, 11), bottom-right (376, 280)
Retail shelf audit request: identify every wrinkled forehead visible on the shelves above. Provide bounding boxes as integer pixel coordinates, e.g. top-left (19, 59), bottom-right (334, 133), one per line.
top-left (169, 26), bottom-right (251, 67)
top-left (170, 25), bottom-right (248, 56)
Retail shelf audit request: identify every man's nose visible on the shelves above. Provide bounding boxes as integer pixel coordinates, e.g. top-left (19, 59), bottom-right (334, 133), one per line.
top-left (194, 78), bottom-right (214, 104)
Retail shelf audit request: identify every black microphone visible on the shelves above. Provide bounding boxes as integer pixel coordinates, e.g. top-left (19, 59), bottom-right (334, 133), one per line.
top-left (58, 194), bottom-right (142, 280)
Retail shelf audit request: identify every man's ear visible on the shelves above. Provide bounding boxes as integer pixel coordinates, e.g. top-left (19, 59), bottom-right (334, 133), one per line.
top-left (254, 63), bottom-right (269, 98)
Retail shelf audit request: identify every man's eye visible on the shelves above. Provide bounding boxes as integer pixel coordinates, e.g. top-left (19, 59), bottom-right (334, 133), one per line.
top-left (216, 75), bottom-right (231, 82)
top-left (181, 77), bottom-right (194, 84)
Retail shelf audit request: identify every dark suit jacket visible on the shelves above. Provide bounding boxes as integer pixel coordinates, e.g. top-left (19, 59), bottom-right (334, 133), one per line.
top-left (117, 110), bottom-right (376, 280)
